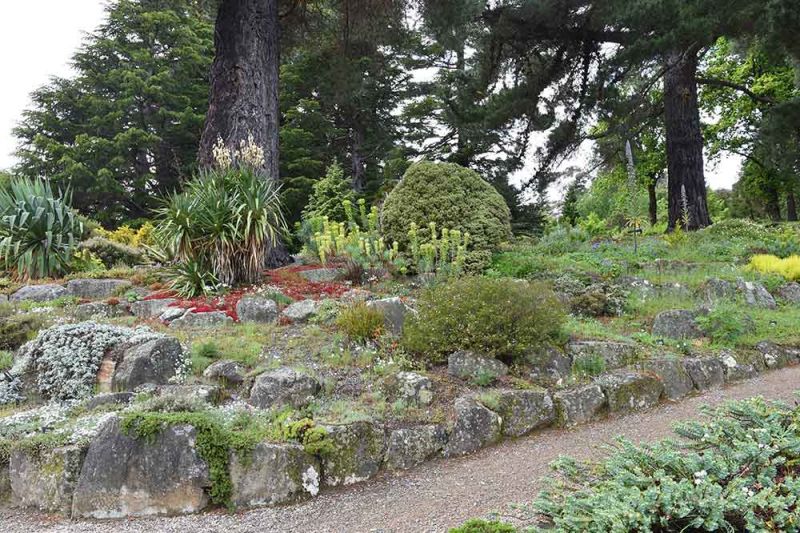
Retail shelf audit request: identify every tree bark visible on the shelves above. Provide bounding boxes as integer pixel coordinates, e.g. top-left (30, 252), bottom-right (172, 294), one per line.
top-left (198, 0), bottom-right (280, 180)
top-left (647, 174), bottom-right (658, 226)
top-left (663, 49), bottom-right (711, 231)
top-left (351, 122), bottom-right (367, 192)
top-left (787, 191), bottom-right (798, 222)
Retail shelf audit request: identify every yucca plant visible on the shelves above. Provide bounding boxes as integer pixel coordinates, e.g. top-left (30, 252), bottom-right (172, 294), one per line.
top-left (0, 178), bottom-right (82, 280)
top-left (155, 137), bottom-right (286, 296)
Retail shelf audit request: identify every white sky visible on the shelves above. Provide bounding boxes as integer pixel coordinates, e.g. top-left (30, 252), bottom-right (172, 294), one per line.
top-left (0, 0), bottom-right (740, 191)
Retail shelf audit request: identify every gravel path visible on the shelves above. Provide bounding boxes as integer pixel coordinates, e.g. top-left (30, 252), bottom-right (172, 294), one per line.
top-left (4, 365), bottom-right (800, 533)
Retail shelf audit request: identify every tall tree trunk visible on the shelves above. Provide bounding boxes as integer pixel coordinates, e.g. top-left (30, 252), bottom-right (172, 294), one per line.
top-left (664, 48), bottom-right (711, 231)
top-left (198, 0), bottom-right (280, 181)
top-left (787, 190), bottom-right (798, 221)
top-left (351, 122), bottom-right (367, 192)
top-left (647, 174), bottom-right (658, 226)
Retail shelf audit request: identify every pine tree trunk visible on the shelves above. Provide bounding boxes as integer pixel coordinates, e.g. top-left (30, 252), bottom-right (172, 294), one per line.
top-left (198, 0), bottom-right (280, 180)
top-left (351, 123), bottom-right (367, 192)
top-left (663, 49), bottom-right (711, 231)
top-left (647, 175), bottom-right (658, 226)
top-left (787, 191), bottom-right (798, 221)
top-left (765, 186), bottom-right (782, 221)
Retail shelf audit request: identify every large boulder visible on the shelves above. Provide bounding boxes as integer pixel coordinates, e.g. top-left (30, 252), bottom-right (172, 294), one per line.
top-left (10, 444), bottom-right (87, 514)
top-left (755, 341), bottom-right (800, 370)
top-left (170, 311), bottom-right (233, 328)
top-left (682, 357), bottom-right (725, 391)
top-left (203, 359), bottom-right (246, 386)
top-left (298, 268), bottom-right (342, 283)
top-left (701, 278), bottom-right (736, 304)
top-left (642, 357), bottom-right (694, 401)
top-left (130, 298), bottom-right (177, 319)
top-left (652, 310), bottom-right (703, 340)
top-left (393, 371), bottom-right (433, 406)
top-left (777, 282), bottom-right (800, 305)
top-left (443, 397), bottom-right (502, 457)
top-left (366, 297), bottom-right (415, 336)
top-left (111, 337), bottom-right (184, 392)
top-left (737, 279), bottom-right (777, 309)
top-left (66, 279), bottom-right (131, 300)
top-left (488, 389), bottom-right (555, 437)
top-left (447, 351), bottom-right (508, 382)
top-left (229, 442), bottom-right (320, 508)
top-left (718, 350), bottom-right (759, 382)
top-left (10, 284), bottom-right (67, 302)
top-left (281, 300), bottom-right (320, 323)
top-left (73, 302), bottom-right (130, 321)
top-left (526, 346), bottom-right (572, 385)
top-left (249, 367), bottom-right (320, 410)
top-left (596, 372), bottom-right (664, 415)
top-left (236, 296), bottom-right (278, 324)
top-left (71, 417), bottom-right (210, 518)
top-left (321, 421), bottom-right (386, 486)
top-left (553, 384), bottom-right (607, 426)
top-left (384, 425), bottom-right (448, 470)
top-left (566, 340), bottom-right (638, 370)
top-left (0, 462), bottom-right (10, 502)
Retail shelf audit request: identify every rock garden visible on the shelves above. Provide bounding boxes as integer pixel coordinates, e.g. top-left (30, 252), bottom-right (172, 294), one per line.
top-left (2, 156), bottom-right (800, 522)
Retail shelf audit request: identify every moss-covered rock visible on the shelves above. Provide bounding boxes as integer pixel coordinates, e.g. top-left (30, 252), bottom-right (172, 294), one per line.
top-left (682, 357), bottom-right (725, 391)
top-left (641, 357), bottom-right (694, 401)
top-left (553, 383), bottom-right (607, 427)
top-left (229, 442), bottom-right (320, 508)
top-left (384, 425), bottom-right (447, 470)
top-left (10, 443), bottom-right (88, 514)
top-left (443, 397), bottom-right (502, 457)
top-left (596, 372), bottom-right (664, 415)
top-left (321, 421), bottom-right (386, 487)
top-left (487, 389), bottom-right (555, 438)
top-left (381, 161), bottom-right (512, 270)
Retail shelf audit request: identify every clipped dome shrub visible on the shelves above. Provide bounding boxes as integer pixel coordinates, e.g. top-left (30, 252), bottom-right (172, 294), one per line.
top-left (381, 161), bottom-right (512, 270)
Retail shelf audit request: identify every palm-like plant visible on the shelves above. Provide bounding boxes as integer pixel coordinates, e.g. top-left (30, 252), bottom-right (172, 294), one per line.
top-left (156, 161), bottom-right (286, 295)
top-left (0, 178), bottom-right (82, 280)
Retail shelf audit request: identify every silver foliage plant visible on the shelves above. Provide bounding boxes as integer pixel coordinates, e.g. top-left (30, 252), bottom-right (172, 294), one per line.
top-left (5, 323), bottom-right (167, 404)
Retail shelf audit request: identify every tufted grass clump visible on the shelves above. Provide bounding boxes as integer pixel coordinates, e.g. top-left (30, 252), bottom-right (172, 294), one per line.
top-left (402, 277), bottom-right (566, 364)
top-left (449, 519), bottom-right (517, 533)
top-left (534, 397), bottom-right (800, 532)
top-left (336, 301), bottom-right (384, 343)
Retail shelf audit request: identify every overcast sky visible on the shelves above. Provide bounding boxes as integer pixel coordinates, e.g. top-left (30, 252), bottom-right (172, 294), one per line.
top-left (0, 0), bottom-right (740, 190)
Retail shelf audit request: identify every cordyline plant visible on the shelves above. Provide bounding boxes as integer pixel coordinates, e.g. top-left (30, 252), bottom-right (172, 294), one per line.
top-left (0, 177), bottom-right (82, 280)
top-left (156, 136), bottom-right (286, 296)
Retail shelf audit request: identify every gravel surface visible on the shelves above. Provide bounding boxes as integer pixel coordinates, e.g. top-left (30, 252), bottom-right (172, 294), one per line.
top-left (4, 365), bottom-right (800, 533)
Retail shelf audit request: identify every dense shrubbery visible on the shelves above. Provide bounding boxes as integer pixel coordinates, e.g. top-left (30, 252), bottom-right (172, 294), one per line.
top-left (749, 254), bottom-right (800, 281)
top-left (535, 398), bottom-right (800, 532)
top-left (301, 161), bottom-right (355, 223)
top-left (402, 277), bottom-right (565, 364)
top-left (156, 137), bottom-right (286, 295)
top-left (0, 178), bottom-right (82, 279)
top-left (78, 236), bottom-right (145, 268)
top-left (381, 162), bottom-right (512, 270)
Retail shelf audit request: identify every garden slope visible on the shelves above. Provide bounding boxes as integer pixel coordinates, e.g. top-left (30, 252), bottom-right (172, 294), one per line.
top-left (4, 365), bottom-right (800, 533)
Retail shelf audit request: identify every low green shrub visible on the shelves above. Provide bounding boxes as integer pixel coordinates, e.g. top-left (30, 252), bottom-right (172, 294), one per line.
top-left (402, 277), bottom-right (565, 364)
top-left (336, 301), bottom-right (384, 343)
top-left (0, 305), bottom-right (44, 351)
top-left (78, 236), bottom-right (145, 268)
top-left (695, 305), bottom-right (753, 345)
top-left (381, 161), bottom-right (512, 271)
top-left (535, 397), bottom-right (800, 532)
top-left (449, 519), bottom-right (517, 533)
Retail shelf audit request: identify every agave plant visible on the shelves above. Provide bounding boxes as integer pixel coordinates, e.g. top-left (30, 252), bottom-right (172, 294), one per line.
top-left (155, 163), bottom-right (286, 296)
top-left (0, 178), bottom-right (82, 280)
